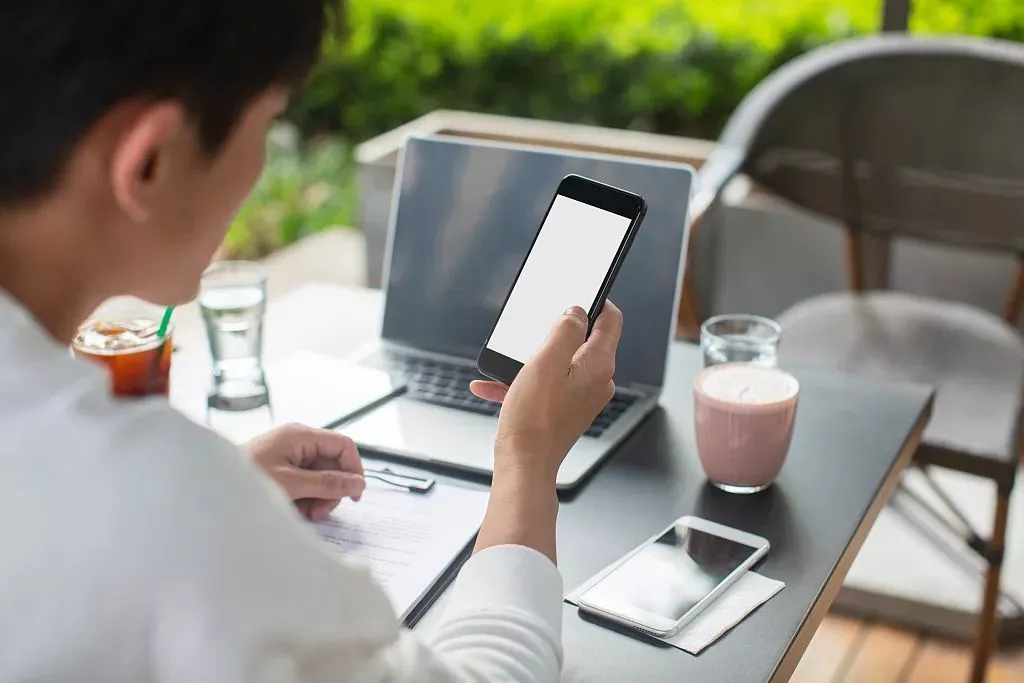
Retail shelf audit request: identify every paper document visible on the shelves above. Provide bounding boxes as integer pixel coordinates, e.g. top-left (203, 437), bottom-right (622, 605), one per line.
top-left (175, 351), bottom-right (402, 444)
top-left (314, 477), bottom-right (490, 620)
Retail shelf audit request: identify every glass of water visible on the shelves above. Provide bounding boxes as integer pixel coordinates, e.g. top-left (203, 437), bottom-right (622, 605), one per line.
top-left (200, 261), bottom-right (269, 411)
top-left (701, 314), bottom-right (781, 368)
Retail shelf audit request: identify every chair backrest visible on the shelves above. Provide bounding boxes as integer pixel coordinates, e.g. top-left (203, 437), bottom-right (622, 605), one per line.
top-left (721, 36), bottom-right (1024, 253)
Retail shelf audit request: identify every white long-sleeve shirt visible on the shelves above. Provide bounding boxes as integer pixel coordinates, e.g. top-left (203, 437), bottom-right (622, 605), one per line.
top-left (0, 289), bottom-right (563, 682)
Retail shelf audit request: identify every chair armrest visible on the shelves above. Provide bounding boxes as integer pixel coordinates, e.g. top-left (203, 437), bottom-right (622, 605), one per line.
top-left (689, 147), bottom-right (745, 229)
top-left (676, 147), bottom-right (745, 340)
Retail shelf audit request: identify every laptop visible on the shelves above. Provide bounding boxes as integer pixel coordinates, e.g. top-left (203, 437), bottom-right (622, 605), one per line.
top-left (342, 136), bottom-right (694, 489)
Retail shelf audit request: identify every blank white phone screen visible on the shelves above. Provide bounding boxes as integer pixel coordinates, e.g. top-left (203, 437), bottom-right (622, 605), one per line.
top-left (487, 195), bottom-right (631, 364)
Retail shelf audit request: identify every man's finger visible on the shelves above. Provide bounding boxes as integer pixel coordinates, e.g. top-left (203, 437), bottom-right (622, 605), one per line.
top-left (309, 497), bottom-right (343, 521)
top-left (581, 300), bottom-right (622, 357)
top-left (532, 306), bottom-right (589, 371)
top-left (296, 499), bottom-right (315, 519)
top-left (279, 468), bottom-right (366, 501)
top-left (470, 380), bottom-right (508, 403)
top-left (298, 428), bottom-right (364, 476)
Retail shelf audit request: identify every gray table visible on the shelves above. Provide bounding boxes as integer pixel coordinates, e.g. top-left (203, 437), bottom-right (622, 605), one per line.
top-left (171, 284), bottom-right (934, 683)
top-left (553, 342), bottom-right (932, 682)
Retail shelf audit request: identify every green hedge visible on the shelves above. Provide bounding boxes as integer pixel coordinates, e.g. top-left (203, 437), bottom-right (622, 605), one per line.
top-left (289, 0), bottom-right (1024, 142)
top-left (227, 0), bottom-right (1024, 259)
top-left (225, 124), bottom-right (355, 259)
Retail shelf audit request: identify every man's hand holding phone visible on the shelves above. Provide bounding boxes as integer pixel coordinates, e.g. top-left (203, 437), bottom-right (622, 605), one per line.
top-left (472, 301), bottom-right (622, 480)
top-left (470, 301), bottom-right (623, 562)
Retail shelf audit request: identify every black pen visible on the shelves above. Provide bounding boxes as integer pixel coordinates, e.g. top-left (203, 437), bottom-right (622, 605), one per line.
top-left (363, 467), bottom-right (435, 493)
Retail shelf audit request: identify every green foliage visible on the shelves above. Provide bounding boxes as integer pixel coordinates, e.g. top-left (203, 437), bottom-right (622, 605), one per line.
top-left (289, 0), bottom-right (1024, 143)
top-left (236, 0), bottom-right (1024, 259)
top-left (225, 123), bottom-right (356, 259)
top-left (911, 0), bottom-right (1024, 40)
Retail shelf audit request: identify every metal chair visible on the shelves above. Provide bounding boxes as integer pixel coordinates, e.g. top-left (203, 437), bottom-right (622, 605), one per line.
top-left (680, 35), bottom-right (1024, 683)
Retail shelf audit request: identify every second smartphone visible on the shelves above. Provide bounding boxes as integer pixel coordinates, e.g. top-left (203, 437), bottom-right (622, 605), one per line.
top-left (577, 516), bottom-right (770, 638)
top-left (476, 174), bottom-right (646, 385)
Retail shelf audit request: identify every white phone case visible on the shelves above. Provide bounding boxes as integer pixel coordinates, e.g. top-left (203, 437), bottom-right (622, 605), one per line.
top-left (577, 515), bottom-right (770, 637)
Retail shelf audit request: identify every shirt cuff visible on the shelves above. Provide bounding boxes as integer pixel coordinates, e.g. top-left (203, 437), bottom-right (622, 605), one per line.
top-left (443, 545), bottom-right (564, 634)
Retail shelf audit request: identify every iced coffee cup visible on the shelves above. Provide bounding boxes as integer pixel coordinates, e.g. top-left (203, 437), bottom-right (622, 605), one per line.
top-left (72, 318), bottom-right (172, 398)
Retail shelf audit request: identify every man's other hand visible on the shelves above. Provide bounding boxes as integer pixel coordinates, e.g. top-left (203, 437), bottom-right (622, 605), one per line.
top-left (247, 424), bottom-right (366, 521)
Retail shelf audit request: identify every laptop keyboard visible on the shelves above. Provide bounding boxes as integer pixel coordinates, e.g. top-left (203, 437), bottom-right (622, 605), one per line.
top-left (585, 392), bottom-right (637, 438)
top-left (385, 352), bottom-right (500, 416)
top-left (383, 350), bottom-right (639, 438)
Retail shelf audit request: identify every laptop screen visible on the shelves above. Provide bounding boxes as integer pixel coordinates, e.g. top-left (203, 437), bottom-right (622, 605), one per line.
top-left (380, 137), bottom-right (693, 390)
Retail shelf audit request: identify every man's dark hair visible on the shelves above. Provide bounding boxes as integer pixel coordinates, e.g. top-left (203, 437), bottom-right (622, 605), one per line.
top-left (0, 0), bottom-right (328, 205)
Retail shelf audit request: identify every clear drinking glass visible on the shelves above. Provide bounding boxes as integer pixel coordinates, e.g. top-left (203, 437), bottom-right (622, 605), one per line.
top-left (701, 314), bottom-right (781, 368)
top-left (200, 261), bottom-right (269, 411)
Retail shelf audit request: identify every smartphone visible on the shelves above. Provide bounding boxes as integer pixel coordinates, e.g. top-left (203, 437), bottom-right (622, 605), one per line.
top-left (476, 174), bottom-right (646, 385)
top-left (577, 516), bottom-right (770, 638)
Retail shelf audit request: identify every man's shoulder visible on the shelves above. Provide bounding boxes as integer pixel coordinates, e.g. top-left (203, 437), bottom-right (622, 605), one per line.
top-left (7, 361), bottom-right (243, 480)
top-left (0, 357), bottom-right (295, 591)
top-left (0, 349), bottom-right (277, 537)
top-left (91, 397), bottom-right (283, 529)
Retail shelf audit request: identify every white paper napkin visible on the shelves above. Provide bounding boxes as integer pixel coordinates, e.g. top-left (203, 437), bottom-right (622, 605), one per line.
top-left (565, 571), bottom-right (785, 655)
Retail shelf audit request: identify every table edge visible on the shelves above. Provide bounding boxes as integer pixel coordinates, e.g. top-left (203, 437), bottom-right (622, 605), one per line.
top-left (768, 391), bottom-right (935, 683)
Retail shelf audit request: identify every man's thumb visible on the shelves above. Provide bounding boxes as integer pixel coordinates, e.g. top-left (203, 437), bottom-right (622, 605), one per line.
top-left (533, 306), bottom-right (588, 369)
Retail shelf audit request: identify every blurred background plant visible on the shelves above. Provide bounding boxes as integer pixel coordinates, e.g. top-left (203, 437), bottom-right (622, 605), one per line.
top-left (225, 122), bottom-right (355, 259)
top-left (225, 0), bottom-right (1024, 259)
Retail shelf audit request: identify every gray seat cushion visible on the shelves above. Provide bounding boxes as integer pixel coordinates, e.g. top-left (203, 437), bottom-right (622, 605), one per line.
top-left (777, 291), bottom-right (1023, 488)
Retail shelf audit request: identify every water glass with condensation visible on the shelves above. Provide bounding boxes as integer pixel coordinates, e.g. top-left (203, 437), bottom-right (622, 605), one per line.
top-left (701, 314), bottom-right (781, 368)
top-left (200, 261), bottom-right (269, 411)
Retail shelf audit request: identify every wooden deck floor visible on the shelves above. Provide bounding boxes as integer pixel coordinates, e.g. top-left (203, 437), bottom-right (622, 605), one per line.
top-left (791, 616), bottom-right (1024, 682)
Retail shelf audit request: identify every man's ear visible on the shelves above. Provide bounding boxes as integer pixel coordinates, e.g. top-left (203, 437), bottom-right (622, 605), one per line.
top-left (110, 102), bottom-right (187, 222)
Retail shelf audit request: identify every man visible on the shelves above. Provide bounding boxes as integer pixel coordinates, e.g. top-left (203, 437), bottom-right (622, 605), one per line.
top-left (0, 1), bottom-right (622, 681)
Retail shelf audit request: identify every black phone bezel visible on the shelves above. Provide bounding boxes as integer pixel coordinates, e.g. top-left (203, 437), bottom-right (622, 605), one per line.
top-left (476, 174), bottom-right (647, 386)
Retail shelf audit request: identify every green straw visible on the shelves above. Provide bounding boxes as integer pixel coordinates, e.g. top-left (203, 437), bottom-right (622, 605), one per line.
top-left (157, 306), bottom-right (174, 338)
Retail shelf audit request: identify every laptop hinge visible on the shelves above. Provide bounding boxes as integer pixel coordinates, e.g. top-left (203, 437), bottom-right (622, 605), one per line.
top-left (619, 383), bottom-right (658, 398)
top-left (380, 341), bottom-right (476, 366)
